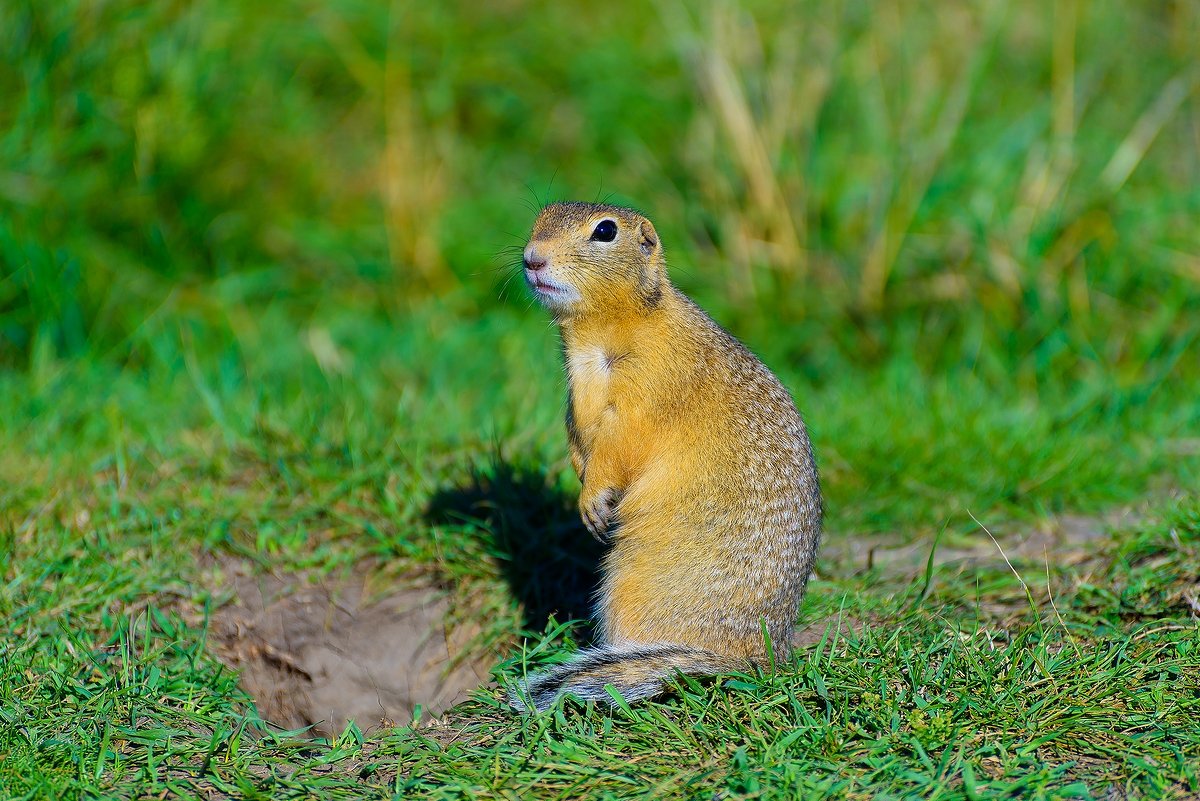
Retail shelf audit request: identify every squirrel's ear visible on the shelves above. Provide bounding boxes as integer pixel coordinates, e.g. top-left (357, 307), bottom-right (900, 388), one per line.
top-left (638, 219), bottom-right (659, 257)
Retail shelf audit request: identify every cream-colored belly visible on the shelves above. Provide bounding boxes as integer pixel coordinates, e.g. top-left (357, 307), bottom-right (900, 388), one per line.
top-left (568, 345), bottom-right (615, 450)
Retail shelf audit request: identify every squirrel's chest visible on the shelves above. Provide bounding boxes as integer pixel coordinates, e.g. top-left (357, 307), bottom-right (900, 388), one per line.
top-left (566, 345), bottom-right (623, 432)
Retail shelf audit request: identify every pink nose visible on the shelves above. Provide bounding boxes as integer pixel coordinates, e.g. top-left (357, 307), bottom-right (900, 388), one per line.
top-left (523, 246), bottom-right (547, 272)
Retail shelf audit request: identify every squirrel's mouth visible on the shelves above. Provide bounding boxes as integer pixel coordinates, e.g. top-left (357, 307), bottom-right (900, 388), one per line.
top-left (524, 270), bottom-right (573, 301)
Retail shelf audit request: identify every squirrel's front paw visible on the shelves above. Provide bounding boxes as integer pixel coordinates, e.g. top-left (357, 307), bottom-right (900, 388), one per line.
top-left (580, 487), bottom-right (617, 542)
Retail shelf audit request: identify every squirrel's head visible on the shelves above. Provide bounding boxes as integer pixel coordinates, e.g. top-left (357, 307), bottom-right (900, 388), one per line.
top-left (523, 202), bottom-right (665, 318)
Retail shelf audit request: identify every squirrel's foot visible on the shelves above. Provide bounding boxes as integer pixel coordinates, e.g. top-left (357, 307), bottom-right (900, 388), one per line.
top-left (580, 487), bottom-right (618, 543)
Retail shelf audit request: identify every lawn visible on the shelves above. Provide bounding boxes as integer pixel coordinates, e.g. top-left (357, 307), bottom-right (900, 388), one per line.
top-left (2, 1), bottom-right (1199, 799)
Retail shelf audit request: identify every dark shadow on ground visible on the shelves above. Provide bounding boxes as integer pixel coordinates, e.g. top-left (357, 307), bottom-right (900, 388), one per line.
top-left (425, 459), bottom-right (603, 644)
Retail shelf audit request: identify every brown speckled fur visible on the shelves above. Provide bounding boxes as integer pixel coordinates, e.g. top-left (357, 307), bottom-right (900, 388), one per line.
top-left (511, 202), bottom-right (822, 712)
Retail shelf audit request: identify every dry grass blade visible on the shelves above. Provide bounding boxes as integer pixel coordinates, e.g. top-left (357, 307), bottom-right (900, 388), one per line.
top-left (1100, 66), bottom-right (1200, 194)
top-left (858, 2), bottom-right (1004, 311)
top-left (382, 0), bottom-right (453, 291)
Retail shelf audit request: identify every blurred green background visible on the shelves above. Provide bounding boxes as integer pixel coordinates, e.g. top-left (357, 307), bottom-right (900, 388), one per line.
top-left (4, 0), bottom-right (1197, 368)
top-left (1, 0), bottom-right (1198, 531)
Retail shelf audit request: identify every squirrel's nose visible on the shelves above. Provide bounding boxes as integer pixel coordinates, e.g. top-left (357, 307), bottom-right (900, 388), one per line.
top-left (523, 246), bottom-right (547, 272)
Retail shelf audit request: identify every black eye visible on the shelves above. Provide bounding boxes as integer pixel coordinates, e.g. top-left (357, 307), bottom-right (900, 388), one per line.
top-left (590, 219), bottom-right (617, 242)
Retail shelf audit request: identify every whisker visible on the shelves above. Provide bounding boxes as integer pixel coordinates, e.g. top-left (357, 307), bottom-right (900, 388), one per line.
top-left (498, 269), bottom-right (522, 304)
top-left (524, 182), bottom-right (547, 213)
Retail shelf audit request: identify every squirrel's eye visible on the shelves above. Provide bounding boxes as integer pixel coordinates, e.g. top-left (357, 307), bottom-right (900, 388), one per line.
top-left (590, 219), bottom-right (618, 242)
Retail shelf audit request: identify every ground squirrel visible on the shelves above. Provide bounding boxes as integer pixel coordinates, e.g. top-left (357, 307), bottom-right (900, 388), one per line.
top-left (510, 201), bottom-right (822, 712)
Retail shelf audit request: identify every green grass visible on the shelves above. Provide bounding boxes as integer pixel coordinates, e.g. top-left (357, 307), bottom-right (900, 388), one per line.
top-left (2, 0), bottom-right (1200, 797)
top-left (2, 310), bottom-right (1199, 799)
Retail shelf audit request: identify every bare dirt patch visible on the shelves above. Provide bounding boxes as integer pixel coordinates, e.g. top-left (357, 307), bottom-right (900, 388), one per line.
top-left (792, 614), bottom-right (864, 649)
top-left (208, 560), bottom-right (492, 737)
top-left (821, 512), bottom-right (1135, 579)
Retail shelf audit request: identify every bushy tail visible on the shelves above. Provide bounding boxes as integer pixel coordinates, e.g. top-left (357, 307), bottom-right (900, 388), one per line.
top-left (509, 642), bottom-right (750, 712)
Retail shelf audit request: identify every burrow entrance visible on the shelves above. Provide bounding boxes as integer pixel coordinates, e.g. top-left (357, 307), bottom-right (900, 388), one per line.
top-left (208, 559), bottom-right (492, 737)
top-left (206, 460), bottom-right (600, 737)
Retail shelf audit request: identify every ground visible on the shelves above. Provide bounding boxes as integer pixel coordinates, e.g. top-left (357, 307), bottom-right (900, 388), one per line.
top-left (2, 310), bottom-right (1198, 800)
